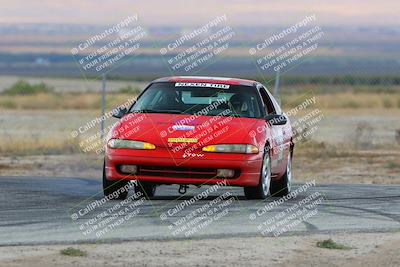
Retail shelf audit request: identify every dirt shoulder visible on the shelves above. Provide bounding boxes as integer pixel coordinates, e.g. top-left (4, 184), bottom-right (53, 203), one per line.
top-left (0, 232), bottom-right (399, 267)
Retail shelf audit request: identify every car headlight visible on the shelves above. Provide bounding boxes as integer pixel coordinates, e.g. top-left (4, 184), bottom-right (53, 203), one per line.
top-left (107, 139), bottom-right (155, 150)
top-left (202, 144), bottom-right (259, 154)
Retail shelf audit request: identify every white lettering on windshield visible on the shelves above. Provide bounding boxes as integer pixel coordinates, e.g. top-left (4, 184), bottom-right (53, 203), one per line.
top-left (175, 82), bottom-right (230, 89)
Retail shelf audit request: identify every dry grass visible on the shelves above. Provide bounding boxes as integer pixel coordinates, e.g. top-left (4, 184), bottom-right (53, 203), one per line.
top-left (60, 247), bottom-right (87, 257)
top-left (0, 93), bottom-right (138, 110)
top-left (316, 239), bottom-right (352, 250)
top-left (295, 140), bottom-right (400, 158)
top-left (295, 141), bottom-right (355, 158)
top-left (385, 161), bottom-right (400, 169)
top-left (0, 91), bottom-right (399, 110)
top-left (281, 92), bottom-right (400, 109)
top-left (0, 137), bottom-right (81, 155)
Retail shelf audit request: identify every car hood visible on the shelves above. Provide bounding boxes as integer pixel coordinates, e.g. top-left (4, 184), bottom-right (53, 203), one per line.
top-left (111, 113), bottom-right (261, 151)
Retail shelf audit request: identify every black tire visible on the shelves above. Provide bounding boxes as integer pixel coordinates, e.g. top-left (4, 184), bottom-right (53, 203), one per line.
top-left (103, 162), bottom-right (129, 200)
top-left (270, 152), bottom-right (292, 197)
top-left (244, 151), bottom-right (271, 199)
top-left (135, 181), bottom-right (156, 199)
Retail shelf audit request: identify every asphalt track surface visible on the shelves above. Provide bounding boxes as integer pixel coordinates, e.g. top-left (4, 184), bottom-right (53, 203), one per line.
top-left (0, 176), bottom-right (400, 246)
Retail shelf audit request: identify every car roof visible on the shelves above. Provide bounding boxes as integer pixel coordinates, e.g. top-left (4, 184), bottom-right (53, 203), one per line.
top-left (151, 76), bottom-right (257, 87)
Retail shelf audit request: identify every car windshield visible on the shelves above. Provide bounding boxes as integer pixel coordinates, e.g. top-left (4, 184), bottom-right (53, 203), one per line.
top-left (130, 82), bottom-right (262, 118)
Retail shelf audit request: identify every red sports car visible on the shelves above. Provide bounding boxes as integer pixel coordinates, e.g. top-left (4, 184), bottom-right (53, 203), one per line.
top-left (104, 76), bottom-right (293, 200)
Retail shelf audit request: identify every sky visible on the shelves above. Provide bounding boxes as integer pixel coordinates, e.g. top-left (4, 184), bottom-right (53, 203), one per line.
top-left (0, 0), bottom-right (399, 27)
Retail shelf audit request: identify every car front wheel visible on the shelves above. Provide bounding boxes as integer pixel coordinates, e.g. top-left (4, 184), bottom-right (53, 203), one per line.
top-left (270, 152), bottom-right (292, 196)
top-left (103, 162), bottom-right (129, 200)
top-left (244, 151), bottom-right (271, 199)
top-left (135, 181), bottom-right (156, 199)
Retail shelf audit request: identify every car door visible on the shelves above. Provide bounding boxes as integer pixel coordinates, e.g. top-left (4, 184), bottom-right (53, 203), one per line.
top-left (266, 89), bottom-right (292, 172)
top-left (257, 84), bottom-right (288, 177)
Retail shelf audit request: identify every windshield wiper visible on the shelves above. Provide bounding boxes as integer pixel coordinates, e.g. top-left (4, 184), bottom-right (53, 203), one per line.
top-left (138, 109), bottom-right (187, 114)
top-left (219, 113), bottom-right (241, 117)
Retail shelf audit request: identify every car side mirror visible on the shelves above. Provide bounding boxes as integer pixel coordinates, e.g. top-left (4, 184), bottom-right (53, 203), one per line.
top-left (265, 114), bottom-right (287, 126)
top-left (112, 107), bottom-right (127, 119)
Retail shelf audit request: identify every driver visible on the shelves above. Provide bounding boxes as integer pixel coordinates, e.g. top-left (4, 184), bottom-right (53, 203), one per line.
top-left (156, 90), bottom-right (181, 110)
top-left (229, 93), bottom-right (251, 116)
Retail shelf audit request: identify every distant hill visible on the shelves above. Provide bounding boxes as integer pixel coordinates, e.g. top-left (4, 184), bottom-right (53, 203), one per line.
top-left (0, 23), bottom-right (399, 77)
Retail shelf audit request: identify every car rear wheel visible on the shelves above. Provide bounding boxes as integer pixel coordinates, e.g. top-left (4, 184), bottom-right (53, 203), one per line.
top-left (244, 151), bottom-right (271, 199)
top-left (270, 152), bottom-right (292, 196)
top-left (103, 162), bottom-right (129, 200)
top-left (135, 181), bottom-right (156, 199)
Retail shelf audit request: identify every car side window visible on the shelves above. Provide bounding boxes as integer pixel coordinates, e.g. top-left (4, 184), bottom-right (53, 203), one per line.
top-left (258, 86), bottom-right (275, 115)
top-left (267, 91), bottom-right (282, 115)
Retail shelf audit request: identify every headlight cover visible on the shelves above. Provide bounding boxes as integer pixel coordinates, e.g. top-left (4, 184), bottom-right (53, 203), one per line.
top-left (107, 139), bottom-right (155, 150)
top-left (202, 144), bottom-right (259, 154)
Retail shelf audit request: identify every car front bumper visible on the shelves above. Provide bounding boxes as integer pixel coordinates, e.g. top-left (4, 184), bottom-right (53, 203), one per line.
top-left (105, 153), bottom-right (262, 187)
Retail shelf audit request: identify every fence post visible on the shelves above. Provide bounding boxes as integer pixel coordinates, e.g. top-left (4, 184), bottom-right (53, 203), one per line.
top-left (100, 73), bottom-right (106, 140)
top-left (273, 69), bottom-right (281, 105)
